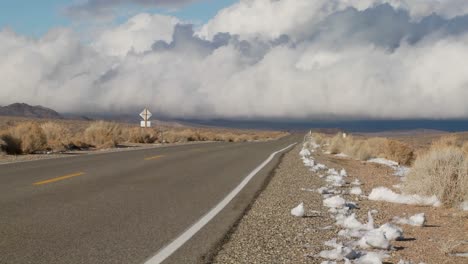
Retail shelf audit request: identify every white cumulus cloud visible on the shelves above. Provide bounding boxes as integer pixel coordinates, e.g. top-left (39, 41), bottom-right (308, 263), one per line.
top-left (93, 13), bottom-right (179, 57)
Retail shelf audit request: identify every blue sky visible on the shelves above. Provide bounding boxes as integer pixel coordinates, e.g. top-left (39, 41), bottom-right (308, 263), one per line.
top-left (0, 0), bottom-right (237, 36)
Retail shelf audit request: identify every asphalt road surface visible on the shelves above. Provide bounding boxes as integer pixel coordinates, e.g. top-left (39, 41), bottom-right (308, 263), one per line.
top-left (0, 135), bottom-right (300, 264)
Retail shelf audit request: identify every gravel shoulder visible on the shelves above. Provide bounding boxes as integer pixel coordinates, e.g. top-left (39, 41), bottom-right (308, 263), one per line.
top-left (213, 143), bottom-right (468, 263)
top-left (213, 144), bottom-right (335, 263)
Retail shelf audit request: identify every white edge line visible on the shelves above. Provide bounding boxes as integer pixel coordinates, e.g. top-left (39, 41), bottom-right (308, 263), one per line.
top-left (144, 142), bottom-right (297, 264)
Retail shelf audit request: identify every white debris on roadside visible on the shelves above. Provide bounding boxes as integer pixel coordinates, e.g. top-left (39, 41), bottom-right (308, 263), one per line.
top-left (355, 252), bottom-right (389, 264)
top-left (323, 196), bottom-right (347, 208)
top-left (378, 223), bottom-right (404, 241)
top-left (393, 166), bottom-right (411, 177)
top-left (352, 179), bottom-right (362, 186)
top-left (291, 202), bottom-right (305, 217)
top-left (300, 148), bottom-right (312, 157)
top-left (393, 213), bottom-right (426, 227)
top-left (298, 137), bottom-right (415, 264)
top-left (367, 158), bottom-right (410, 177)
top-left (350, 187), bottom-right (363, 195)
top-left (368, 187), bottom-right (441, 207)
top-left (368, 158), bottom-right (399, 167)
top-left (358, 229), bottom-right (391, 250)
top-left (460, 201), bottom-right (468, 211)
top-left (335, 153), bottom-right (349, 158)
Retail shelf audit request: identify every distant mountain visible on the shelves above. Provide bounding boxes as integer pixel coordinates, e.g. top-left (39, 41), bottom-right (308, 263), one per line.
top-left (0, 103), bottom-right (63, 119)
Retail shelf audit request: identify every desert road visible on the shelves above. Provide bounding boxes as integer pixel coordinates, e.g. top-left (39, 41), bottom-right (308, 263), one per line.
top-left (0, 134), bottom-right (300, 264)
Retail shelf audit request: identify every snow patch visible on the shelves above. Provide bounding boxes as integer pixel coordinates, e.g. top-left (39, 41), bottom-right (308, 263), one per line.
top-left (300, 148), bottom-right (311, 157)
top-left (368, 158), bottom-right (410, 177)
top-left (368, 187), bottom-right (441, 207)
top-left (355, 252), bottom-right (389, 264)
top-left (378, 223), bottom-right (404, 241)
top-left (352, 179), bottom-right (362, 186)
top-left (350, 187), bottom-right (363, 195)
top-left (394, 213), bottom-right (426, 227)
top-left (460, 201), bottom-right (468, 211)
top-left (368, 158), bottom-right (399, 167)
top-left (323, 196), bottom-right (346, 208)
top-left (291, 202), bottom-right (305, 217)
top-left (335, 153), bottom-right (349, 158)
top-left (359, 229), bottom-right (391, 250)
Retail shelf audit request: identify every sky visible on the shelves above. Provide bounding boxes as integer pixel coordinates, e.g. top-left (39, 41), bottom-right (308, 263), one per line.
top-left (0, 0), bottom-right (236, 36)
top-left (2, 0), bottom-right (468, 121)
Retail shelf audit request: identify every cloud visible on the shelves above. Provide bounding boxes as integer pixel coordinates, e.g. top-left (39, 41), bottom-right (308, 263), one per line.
top-left (93, 13), bottom-right (180, 56)
top-left (66, 0), bottom-right (199, 18)
top-left (2, 0), bottom-right (468, 120)
top-left (198, 0), bottom-right (468, 41)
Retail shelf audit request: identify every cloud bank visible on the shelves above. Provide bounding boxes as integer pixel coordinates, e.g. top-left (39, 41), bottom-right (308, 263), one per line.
top-left (3, 0), bottom-right (468, 120)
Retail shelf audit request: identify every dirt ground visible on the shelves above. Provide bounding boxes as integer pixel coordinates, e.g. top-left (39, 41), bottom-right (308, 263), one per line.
top-left (214, 137), bottom-right (468, 264)
top-left (314, 152), bottom-right (468, 264)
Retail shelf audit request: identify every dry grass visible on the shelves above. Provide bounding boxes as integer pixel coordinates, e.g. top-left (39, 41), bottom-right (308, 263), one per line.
top-left (383, 139), bottom-right (415, 166)
top-left (0, 117), bottom-right (288, 156)
top-left (324, 133), bottom-right (414, 165)
top-left (84, 121), bottom-right (123, 148)
top-left (41, 122), bottom-right (72, 152)
top-left (404, 145), bottom-right (467, 207)
top-left (315, 131), bottom-right (467, 208)
top-left (1, 122), bottom-right (48, 154)
top-left (126, 127), bottom-right (159, 144)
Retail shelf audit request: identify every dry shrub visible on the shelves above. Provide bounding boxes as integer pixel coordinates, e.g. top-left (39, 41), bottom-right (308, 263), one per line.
top-left (366, 138), bottom-right (388, 156)
top-left (325, 133), bottom-right (414, 165)
top-left (382, 140), bottom-right (414, 166)
top-left (127, 128), bottom-right (158, 144)
top-left (41, 122), bottom-right (72, 152)
top-left (404, 145), bottom-right (467, 207)
top-left (84, 121), bottom-right (123, 148)
top-left (163, 130), bottom-right (192, 143)
top-left (346, 139), bottom-right (373, 160)
top-left (328, 133), bottom-right (347, 154)
top-left (327, 134), bottom-right (373, 160)
top-left (311, 133), bottom-right (327, 145)
top-left (6, 122), bottom-right (47, 154)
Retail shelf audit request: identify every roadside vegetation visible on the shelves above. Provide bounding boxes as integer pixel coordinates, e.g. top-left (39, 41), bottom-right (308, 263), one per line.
top-left (403, 135), bottom-right (468, 207)
top-left (317, 133), bottom-right (414, 165)
top-left (311, 132), bottom-right (468, 209)
top-left (0, 119), bottom-right (287, 155)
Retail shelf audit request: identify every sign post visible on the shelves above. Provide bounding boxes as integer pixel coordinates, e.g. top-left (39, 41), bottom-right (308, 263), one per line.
top-left (139, 108), bottom-right (152, 128)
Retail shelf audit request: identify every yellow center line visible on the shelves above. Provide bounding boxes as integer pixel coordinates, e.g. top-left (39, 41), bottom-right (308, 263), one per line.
top-left (144, 155), bottom-right (165, 161)
top-left (33, 172), bottom-right (85, 186)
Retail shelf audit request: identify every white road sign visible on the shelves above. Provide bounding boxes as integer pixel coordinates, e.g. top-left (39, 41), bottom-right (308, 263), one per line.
top-left (140, 108), bottom-right (152, 121)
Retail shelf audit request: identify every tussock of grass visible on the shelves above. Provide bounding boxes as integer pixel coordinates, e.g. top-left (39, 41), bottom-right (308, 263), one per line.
top-left (383, 139), bottom-right (414, 166)
top-left (404, 145), bottom-right (467, 207)
top-left (84, 121), bottom-right (123, 148)
top-left (41, 122), bottom-right (72, 152)
top-left (127, 128), bottom-right (158, 144)
top-left (324, 133), bottom-right (414, 165)
top-left (7, 122), bottom-right (48, 154)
